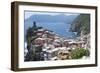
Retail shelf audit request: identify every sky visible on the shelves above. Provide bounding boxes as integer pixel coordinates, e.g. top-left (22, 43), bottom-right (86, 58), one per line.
top-left (24, 11), bottom-right (79, 20)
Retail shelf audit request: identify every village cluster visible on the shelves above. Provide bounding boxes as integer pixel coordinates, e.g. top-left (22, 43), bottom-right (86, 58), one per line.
top-left (24, 25), bottom-right (90, 61)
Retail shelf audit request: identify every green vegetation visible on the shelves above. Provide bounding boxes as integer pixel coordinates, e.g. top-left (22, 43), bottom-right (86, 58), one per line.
top-left (80, 14), bottom-right (90, 35)
top-left (25, 21), bottom-right (44, 61)
top-left (26, 21), bottom-right (42, 46)
top-left (84, 49), bottom-right (90, 56)
top-left (71, 48), bottom-right (90, 59)
top-left (70, 14), bottom-right (90, 36)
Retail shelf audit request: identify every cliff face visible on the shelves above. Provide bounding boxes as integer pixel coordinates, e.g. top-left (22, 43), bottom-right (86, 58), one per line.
top-left (70, 14), bottom-right (90, 36)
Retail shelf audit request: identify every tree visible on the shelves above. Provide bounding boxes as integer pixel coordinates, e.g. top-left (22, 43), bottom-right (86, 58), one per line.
top-left (26, 21), bottom-right (38, 46)
top-left (25, 21), bottom-right (43, 61)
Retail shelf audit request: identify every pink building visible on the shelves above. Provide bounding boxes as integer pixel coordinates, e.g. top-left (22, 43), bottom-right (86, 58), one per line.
top-left (33, 38), bottom-right (45, 46)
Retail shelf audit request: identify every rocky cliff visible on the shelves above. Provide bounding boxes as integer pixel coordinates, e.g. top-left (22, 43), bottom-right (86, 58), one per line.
top-left (70, 14), bottom-right (90, 36)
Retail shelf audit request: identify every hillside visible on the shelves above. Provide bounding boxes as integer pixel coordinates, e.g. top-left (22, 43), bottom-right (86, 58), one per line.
top-left (24, 13), bottom-right (79, 38)
top-left (70, 14), bottom-right (90, 36)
